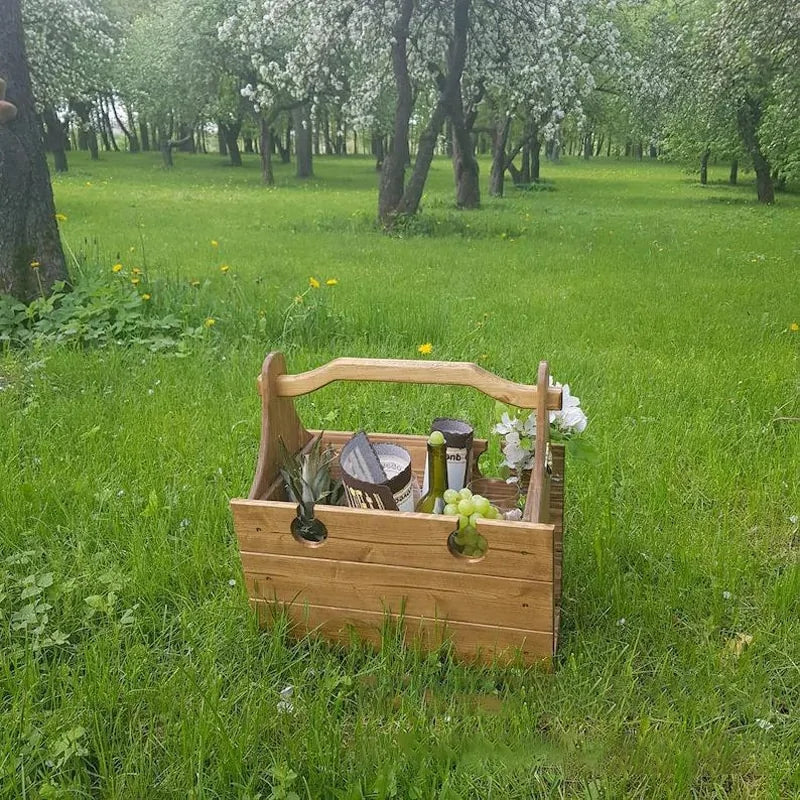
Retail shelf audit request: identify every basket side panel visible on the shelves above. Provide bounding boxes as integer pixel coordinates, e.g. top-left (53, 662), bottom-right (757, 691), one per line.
top-left (232, 500), bottom-right (555, 582)
top-left (243, 555), bottom-right (553, 630)
top-left (253, 600), bottom-right (554, 665)
top-left (550, 443), bottom-right (565, 651)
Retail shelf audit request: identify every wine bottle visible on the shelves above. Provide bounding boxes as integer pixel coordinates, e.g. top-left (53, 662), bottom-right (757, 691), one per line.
top-left (416, 431), bottom-right (449, 514)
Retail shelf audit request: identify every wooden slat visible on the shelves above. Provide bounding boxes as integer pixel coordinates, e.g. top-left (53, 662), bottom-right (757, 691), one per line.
top-left (253, 600), bottom-right (554, 664)
top-left (243, 554), bottom-right (553, 630)
top-left (525, 361), bottom-right (551, 524)
top-left (232, 499), bottom-right (555, 582)
top-left (274, 357), bottom-right (563, 410)
top-left (550, 444), bottom-right (565, 609)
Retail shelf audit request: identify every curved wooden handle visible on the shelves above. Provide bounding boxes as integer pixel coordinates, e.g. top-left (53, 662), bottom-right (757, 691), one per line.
top-left (274, 357), bottom-right (562, 410)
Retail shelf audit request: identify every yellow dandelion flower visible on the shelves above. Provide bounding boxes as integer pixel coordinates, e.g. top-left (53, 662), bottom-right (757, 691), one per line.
top-left (309, 276), bottom-right (321, 289)
top-left (211, 240), bottom-right (219, 248)
top-left (132, 267), bottom-right (142, 276)
top-left (131, 277), bottom-right (140, 286)
top-left (220, 264), bottom-right (230, 273)
top-left (190, 280), bottom-right (201, 288)
top-left (326, 278), bottom-right (338, 286)
top-left (417, 342), bottom-right (433, 355)
top-left (30, 260), bottom-right (41, 270)
top-left (791, 322), bottom-right (799, 332)
top-left (55, 213), bottom-right (67, 222)
top-left (204, 317), bottom-right (216, 328)
top-left (112, 263), bottom-right (123, 273)
top-left (142, 293), bottom-right (151, 301)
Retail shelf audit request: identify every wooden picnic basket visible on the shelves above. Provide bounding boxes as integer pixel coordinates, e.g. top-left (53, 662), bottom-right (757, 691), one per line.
top-left (230, 352), bottom-right (566, 665)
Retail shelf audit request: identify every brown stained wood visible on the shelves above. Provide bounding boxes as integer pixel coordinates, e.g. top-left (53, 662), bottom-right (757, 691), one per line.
top-left (232, 499), bottom-right (555, 582)
top-left (243, 554), bottom-right (553, 630)
top-left (275, 357), bottom-right (563, 410)
top-left (249, 353), bottom-right (311, 500)
top-left (524, 361), bottom-right (554, 524)
top-left (253, 600), bottom-right (555, 664)
top-left (549, 444), bottom-right (565, 609)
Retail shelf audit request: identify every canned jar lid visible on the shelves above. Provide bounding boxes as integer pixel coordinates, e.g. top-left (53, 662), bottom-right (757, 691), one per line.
top-left (431, 418), bottom-right (474, 450)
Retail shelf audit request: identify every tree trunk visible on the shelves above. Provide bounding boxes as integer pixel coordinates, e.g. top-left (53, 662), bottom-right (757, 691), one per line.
top-left (220, 121), bottom-right (242, 166)
top-left (371, 132), bottom-right (385, 171)
top-left (100, 96), bottom-right (118, 151)
top-left (243, 136), bottom-right (254, 154)
top-left (42, 107), bottom-right (68, 172)
top-left (531, 133), bottom-right (541, 182)
top-left (378, 0), bottom-right (414, 225)
top-left (488, 116), bottom-right (510, 197)
top-left (140, 118), bottom-right (150, 151)
top-left (72, 100), bottom-right (98, 160)
top-left (217, 125), bottom-right (228, 156)
top-left (583, 133), bottom-right (592, 160)
top-left (259, 118), bottom-right (274, 185)
top-left (594, 134), bottom-right (604, 157)
top-left (729, 159), bottom-right (738, 185)
top-left (521, 142), bottom-right (531, 183)
top-left (283, 117), bottom-right (292, 162)
top-left (0, 0), bottom-right (68, 302)
top-left (700, 148), bottom-right (710, 185)
top-left (736, 97), bottom-right (773, 204)
top-left (110, 97), bottom-right (139, 152)
top-left (450, 84), bottom-right (480, 208)
top-left (649, 144), bottom-right (657, 159)
top-left (293, 105), bottom-right (313, 178)
top-left (96, 105), bottom-right (111, 151)
top-left (161, 140), bottom-right (173, 168)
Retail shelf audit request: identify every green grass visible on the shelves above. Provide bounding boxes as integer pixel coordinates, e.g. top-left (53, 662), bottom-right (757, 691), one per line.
top-left (2, 151), bottom-right (799, 798)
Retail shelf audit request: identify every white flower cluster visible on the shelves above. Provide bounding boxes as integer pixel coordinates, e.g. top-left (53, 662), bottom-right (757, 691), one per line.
top-left (493, 379), bottom-right (588, 472)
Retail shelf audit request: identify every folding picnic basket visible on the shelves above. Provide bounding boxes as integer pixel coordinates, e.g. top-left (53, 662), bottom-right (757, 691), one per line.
top-left (230, 352), bottom-right (565, 665)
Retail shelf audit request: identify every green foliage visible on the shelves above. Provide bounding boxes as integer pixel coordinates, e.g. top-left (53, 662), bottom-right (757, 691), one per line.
top-left (0, 267), bottom-right (206, 351)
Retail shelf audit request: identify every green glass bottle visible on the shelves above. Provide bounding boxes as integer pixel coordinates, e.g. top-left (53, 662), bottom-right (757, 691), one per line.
top-left (416, 431), bottom-right (449, 513)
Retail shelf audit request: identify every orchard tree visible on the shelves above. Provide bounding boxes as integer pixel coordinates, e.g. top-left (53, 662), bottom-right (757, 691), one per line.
top-left (0, 0), bottom-right (67, 301)
top-left (220, 0), bottom-right (350, 183)
top-left (700, 0), bottom-right (799, 203)
top-left (23, 0), bottom-right (116, 170)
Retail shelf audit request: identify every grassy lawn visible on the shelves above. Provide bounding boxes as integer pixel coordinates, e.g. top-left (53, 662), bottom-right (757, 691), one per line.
top-left (2, 151), bottom-right (799, 797)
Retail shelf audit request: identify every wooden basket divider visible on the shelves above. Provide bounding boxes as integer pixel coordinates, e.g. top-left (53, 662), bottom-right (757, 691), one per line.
top-left (232, 352), bottom-right (565, 665)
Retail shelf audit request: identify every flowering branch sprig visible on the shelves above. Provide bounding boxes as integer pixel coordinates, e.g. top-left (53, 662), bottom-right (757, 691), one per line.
top-left (493, 378), bottom-right (589, 475)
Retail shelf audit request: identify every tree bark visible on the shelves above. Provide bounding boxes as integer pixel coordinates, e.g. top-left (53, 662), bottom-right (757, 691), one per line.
top-left (243, 136), bottom-right (254, 154)
top-left (736, 97), bottom-right (773, 204)
top-left (140, 118), bottom-right (150, 151)
top-left (259, 117), bottom-right (274, 185)
top-left (110, 97), bottom-right (139, 152)
top-left (42, 107), bottom-right (68, 172)
top-left (72, 100), bottom-right (98, 160)
top-left (371, 132), bottom-right (385, 171)
top-left (489, 115), bottom-right (511, 197)
top-left (217, 125), bottom-right (228, 156)
top-left (700, 148), bottom-right (710, 185)
top-left (378, 0), bottom-right (414, 225)
top-left (729, 159), bottom-right (738, 185)
top-left (583, 133), bottom-right (592, 160)
top-left (531, 128), bottom-right (541, 182)
top-left (293, 105), bottom-right (313, 178)
top-left (0, 0), bottom-right (68, 302)
top-left (220, 121), bottom-right (242, 166)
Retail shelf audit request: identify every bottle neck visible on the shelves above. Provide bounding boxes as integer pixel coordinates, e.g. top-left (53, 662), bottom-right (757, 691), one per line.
top-left (428, 443), bottom-right (448, 495)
